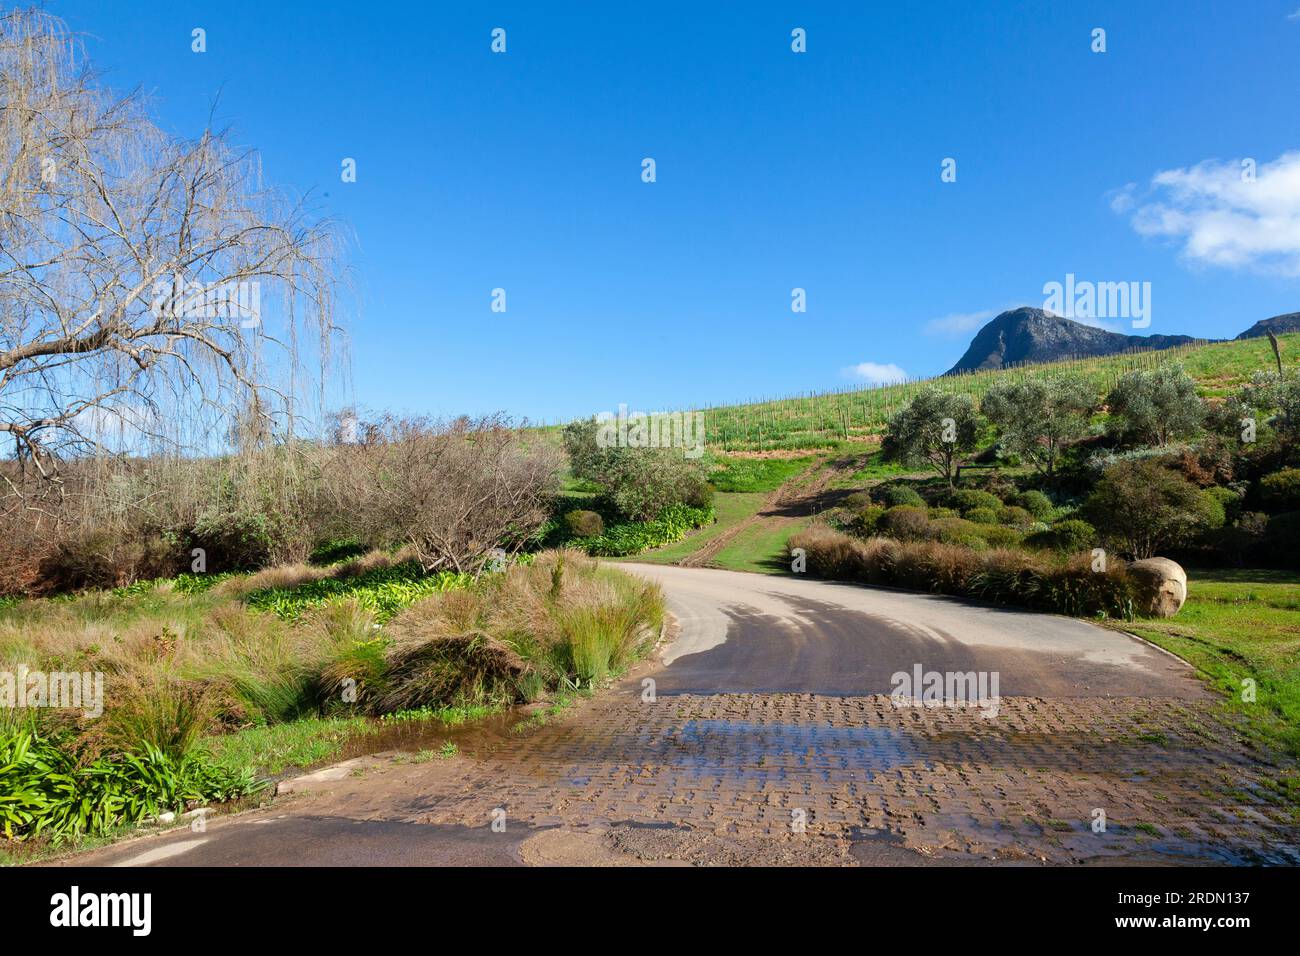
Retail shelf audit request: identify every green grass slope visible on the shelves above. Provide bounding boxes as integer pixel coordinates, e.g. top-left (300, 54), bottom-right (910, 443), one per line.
top-left (693, 333), bottom-right (1298, 452)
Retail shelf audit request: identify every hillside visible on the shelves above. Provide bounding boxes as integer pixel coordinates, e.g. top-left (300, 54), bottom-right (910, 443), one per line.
top-left (1238, 312), bottom-right (1300, 340)
top-left (945, 307), bottom-right (1202, 373)
top-left (694, 332), bottom-right (1299, 452)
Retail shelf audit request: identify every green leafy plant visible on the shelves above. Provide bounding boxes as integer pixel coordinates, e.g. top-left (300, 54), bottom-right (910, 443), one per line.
top-left (245, 561), bottom-right (472, 623)
top-left (580, 504), bottom-right (715, 557)
top-left (0, 727), bottom-right (262, 843)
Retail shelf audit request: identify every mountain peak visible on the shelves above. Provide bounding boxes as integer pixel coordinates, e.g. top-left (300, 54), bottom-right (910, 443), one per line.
top-left (945, 308), bottom-right (1198, 374)
top-left (1236, 312), bottom-right (1300, 340)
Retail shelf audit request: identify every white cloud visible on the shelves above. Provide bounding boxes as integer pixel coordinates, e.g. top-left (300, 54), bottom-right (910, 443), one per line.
top-left (923, 309), bottom-right (999, 337)
top-left (1107, 183), bottom-right (1138, 213)
top-left (842, 361), bottom-right (908, 385)
top-left (1288, 7), bottom-right (1300, 20)
top-left (1118, 151), bottom-right (1300, 275)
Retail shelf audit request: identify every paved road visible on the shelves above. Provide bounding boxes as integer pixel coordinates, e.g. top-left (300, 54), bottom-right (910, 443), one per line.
top-left (620, 562), bottom-right (1203, 698)
top-left (59, 566), bottom-right (1297, 868)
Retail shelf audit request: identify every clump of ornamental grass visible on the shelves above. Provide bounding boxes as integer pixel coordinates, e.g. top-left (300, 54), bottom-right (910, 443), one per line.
top-left (354, 550), bottom-right (665, 712)
top-left (212, 546), bottom-right (414, 599)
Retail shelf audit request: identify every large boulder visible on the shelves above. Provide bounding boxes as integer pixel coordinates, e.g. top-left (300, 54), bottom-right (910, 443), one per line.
top-left (1128, 557), bottom-right (1187, 617)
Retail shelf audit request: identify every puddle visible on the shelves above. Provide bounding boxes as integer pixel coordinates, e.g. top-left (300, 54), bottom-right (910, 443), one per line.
top-left (294, 702), bottom-right (1298, 868)
top-left (338, 711), bottom-right (522, 762)
top-left (671, 720), bottom-right (927, 773)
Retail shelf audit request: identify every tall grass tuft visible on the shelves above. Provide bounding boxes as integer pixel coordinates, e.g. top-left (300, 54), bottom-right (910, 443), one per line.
top-left (789, 524), bottom-right (1136, 618)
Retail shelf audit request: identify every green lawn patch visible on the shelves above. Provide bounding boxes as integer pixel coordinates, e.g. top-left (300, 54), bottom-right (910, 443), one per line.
top-left (205, 717), bottom-right (376, 778)
top-left (712, 516), bottom-right (814, 574)
top-left (1124, 569), bottom-right (1300, 768)
top-left (625, 492), bottom-right (764, 564)
top-left (708, 456), bottom-right (815, 492)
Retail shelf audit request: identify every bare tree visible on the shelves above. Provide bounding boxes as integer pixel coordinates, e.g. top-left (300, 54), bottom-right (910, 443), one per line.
top-left (0, 9), bottom-right (339, 512)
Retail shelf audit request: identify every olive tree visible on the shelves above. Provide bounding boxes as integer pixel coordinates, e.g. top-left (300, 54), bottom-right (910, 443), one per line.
top-left (562, 418), bottom-right (711, 521)
top-left (1105, 364), bottom-right (1204, 448)
top-left (1237, 370), bottom-right (1300, 452)
top-left (981, 374), bottom-right (1096, 481)
top-left (881, 388), bottom-right (981, 487)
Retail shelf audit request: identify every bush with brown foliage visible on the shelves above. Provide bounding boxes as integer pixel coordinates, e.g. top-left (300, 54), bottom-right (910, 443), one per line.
top-left (788, 525), bottom-right (1136, 618)
top-left (327, 414), bottom-right (562, 574)
top-left (35, 530), bottom-right (184, 593)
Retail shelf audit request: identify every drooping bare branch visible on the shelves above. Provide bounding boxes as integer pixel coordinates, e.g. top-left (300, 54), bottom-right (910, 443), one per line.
top-left (0, 8), bottom-right (341, 511)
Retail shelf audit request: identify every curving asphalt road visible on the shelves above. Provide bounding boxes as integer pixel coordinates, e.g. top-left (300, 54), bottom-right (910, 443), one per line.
top-left (620, 563), bottom-right (1203, 699)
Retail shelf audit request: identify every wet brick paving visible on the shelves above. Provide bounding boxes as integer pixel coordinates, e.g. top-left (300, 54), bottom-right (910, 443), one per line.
top-left (383, 688), bottom-right (1300, 864)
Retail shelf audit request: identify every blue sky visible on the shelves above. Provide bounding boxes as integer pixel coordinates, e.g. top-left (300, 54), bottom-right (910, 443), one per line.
top-left (46, 0), bottom-right (1300, 423)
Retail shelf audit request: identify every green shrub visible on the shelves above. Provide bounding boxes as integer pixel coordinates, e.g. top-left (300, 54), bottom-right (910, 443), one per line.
top-left (1026, 518), bottom-right (1097, 554)
top-left (997, 505), bottom-right (1035, 529)
top-left (1203, 486), bottom-right (1242, 521)
top-left (972, 525), bottom-right (1022, 549)
top-left (875, 484), bottom-right (926, 508)
top-left (1010, 490), bottom-right (1053, 519)
top-left (563, 510), bottom-right (605, 538)
top-left (1050, 518), bottom-right (1097, 554)
top-left (581, 504), bottom-right (714, 557)
top-left (1197, 490), bottom-right (1228, 531)
top-left (1260, 468), bottom-right (1300, 513)
top-left (927, 516), bottom-right (975, 542)
top-left (1084, 460), bottom-right (1221, 559)
top-left (191, 510), bottom-right (279, 572)
top-left (946, 489), bottom-right (1003, 514)
top-left (965, 507), bottom-right (998, 525)
top-left (851, 505), bottom-right (886, 536)
top-left (927, 506), bottom-right (957, 520)
top-left (563, 420), bottom-right (712, 521)
top-left (879, 505), bottom-right (930, 540)
top-left (841, 491), bottom-right (873, 511)
top-left (927, 517), bottom-right (990, 551)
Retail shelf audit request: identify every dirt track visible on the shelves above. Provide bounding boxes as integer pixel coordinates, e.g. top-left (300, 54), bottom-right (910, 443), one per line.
top-left (678, 456), bottom-right (857, 567)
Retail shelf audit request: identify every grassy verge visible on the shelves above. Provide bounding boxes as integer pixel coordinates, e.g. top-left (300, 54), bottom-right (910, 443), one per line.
top-left (203, 702), bottom-right (504, 777)
top-left (1123, 570), bottom-right (1300, 766)
top-left (711, 516), bottom-right (813, 573)
top-left (0, 549), bottom-right (663, 852)
top-left (205, 716), bottom-right (375, 778)
top-left (708, 456), bottom-right (815, 492)
top-left (626, 492), bottom-right (763, 564)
